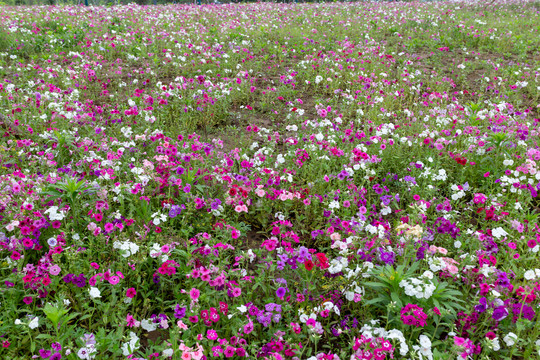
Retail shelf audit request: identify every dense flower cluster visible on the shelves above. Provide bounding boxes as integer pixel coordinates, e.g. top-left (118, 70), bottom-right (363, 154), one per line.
top-left (0, 0), bottom-right (540, 359)
top-left (400, 304), bottom-right (428, 328)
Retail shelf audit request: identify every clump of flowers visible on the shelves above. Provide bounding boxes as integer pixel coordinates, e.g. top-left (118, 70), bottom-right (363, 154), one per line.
top-left (400, 304), bottom-right (428, 327)
top-left (352, 335), bottom-right (394, 360)
top-left (399, 272), bottom-right (436, 299)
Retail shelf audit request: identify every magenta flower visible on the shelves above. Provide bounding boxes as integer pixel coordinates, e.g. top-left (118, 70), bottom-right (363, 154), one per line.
top-left (224, 346), bottom-right (235, 358)
top-left (126, 288), bottom-right (137, 298)
top-left (104, 223), bottom-right (114, 233)
top-left (23, 296), bottom-right (33, 305)
top-left (190, 288), bottom-right (200, 301)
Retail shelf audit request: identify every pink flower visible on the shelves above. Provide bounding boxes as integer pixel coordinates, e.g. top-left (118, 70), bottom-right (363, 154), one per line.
top-left (189, 288), bottom-right (200, 301)
top-left (454, 337), bottom-right (466, 346)
top-left (192, 350), bottom-right (203, 360)
top-left (473, 193), bottom-right (487, 204)
top-left (49, 265), bottom-right (61, 276)
top-left (104, 223), bottom-right (114, 233)
top-left (224, 346), bottom-right (235, 358)
top-left (177, 320), bottom-right (188, 330)
top-left (126, 288), bottom-right (137, 298)
top-left (22, 238), bottom-right (33, 248)
top-left (20, 226), bottom-right (31, 235)
top-left (109, 275), bottom-right (120, 285)
top-left (126, 314), bottom-right (140, 328)
top-left (227, 285), bottom-right (239, 297)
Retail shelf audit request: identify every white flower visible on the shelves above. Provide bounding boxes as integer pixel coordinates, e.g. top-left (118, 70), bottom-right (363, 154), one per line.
top-left (525, 270), bottom-right (536, 280)
top-left (329, 200), bottom-right (340, 209)
top-left (163, 349), bottom-right (173, 357)
top-left (503, 332), bottom-right (518, 347)
top-left (492, 337), bottom-right (501, 351)
top-left (503, 159), bottom-right (514, 166)
top-left (14, 319), bottom-right (22, 325)
top-left (492, 227), bottom-right (508, 239)
top-left (237, 305), bottom-right (247, 313)
top-left (28, 316), bottom-right (39, 329)
top-left (419, 334), bottom-right (432, 348)
top-left (121, 332), bottom-right (140, 356)
top-left (140, 319), bottom-right (157, 332)
top-left (88, 287), bottom-right (101, 299)
top-left (77, 347), bottom-right (90, 359)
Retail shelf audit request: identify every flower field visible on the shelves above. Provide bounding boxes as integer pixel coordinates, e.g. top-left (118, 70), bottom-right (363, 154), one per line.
top-left (1, 0), bottom-right (540, 358)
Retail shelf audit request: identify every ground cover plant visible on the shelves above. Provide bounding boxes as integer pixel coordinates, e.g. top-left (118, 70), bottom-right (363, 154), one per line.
top-left (0, 0), bottom-right (540, 359)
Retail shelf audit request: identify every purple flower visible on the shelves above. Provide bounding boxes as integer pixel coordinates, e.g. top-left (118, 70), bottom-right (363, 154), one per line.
top-left (174, 305), bottom-right (186, 319)
top-left (210, 199), bottom-right (221, 210)
top-left (50, 354), bottom-right (62, 360)
top-left (403, 175), bottom-right (416, 184)
top-left (379, 250), bottom-right (395, 265)
top-left (39, 349), bottom-right (51, 359)
top-left (513, 303), bottom-right (536, 320)
top-left (276, 287), bottom-right (287, 298)
top-left (492, 306), bottom-right (509, 321)
top-left (82, 333), bottom-right (96, 346)
top-left (475, 297), bottom-right (488, 313)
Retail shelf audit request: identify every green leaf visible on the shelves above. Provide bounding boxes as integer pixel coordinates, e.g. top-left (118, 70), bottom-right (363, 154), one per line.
top-left (363, 282), bottom-right (388, 290)
top-left (391, 292), bottom-right (403, 308)
top-left (364, 296), bottom-right (387, 306)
